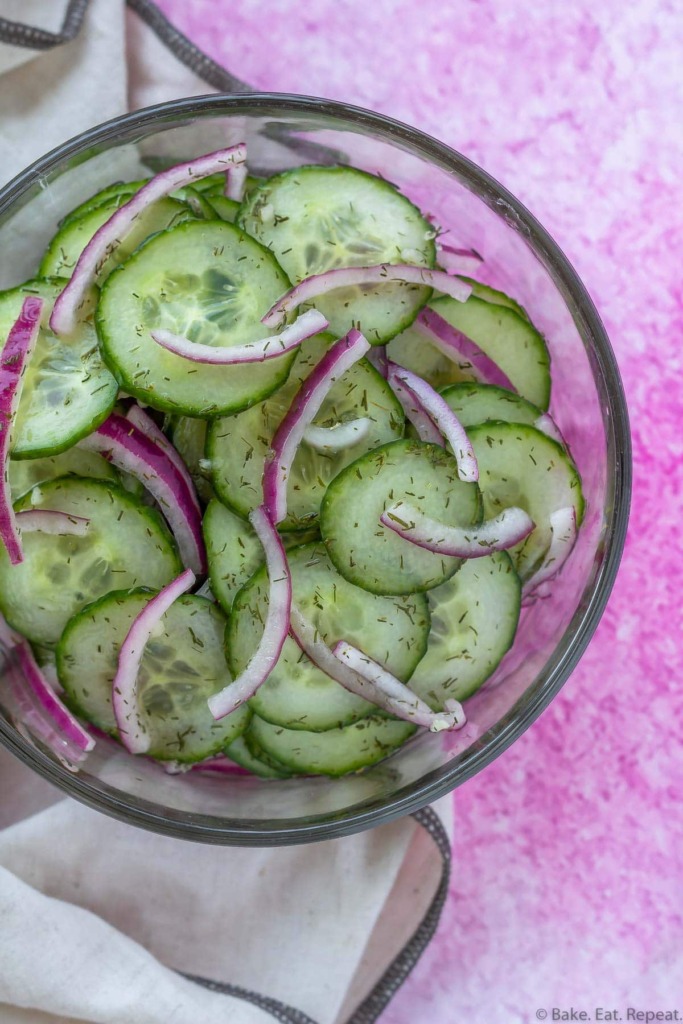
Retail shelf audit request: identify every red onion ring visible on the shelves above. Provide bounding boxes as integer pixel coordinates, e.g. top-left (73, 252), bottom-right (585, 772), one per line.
top-left (79, 413), bottom-right (206, 574)
top-left (150, 309), bottom-right (328, 365)
top-left (523, 506), bottom-right (578, 594)
top-left (290, 606), bottom-right (464, 731)
top-left (332, 641), bottom-right (466, 732)
top-left (415, 307), bottom-right (516, 392)
top-left (49, 144), bottom-right (247, 337)
top-left (263, 329), bottom-right (370, 524)
top-left (386, 362), bottom-right (478, 482)
top-left (208, 506), bottom-right (291, 720)
top-left (380, 501), bottom-right (534, 557)
top-left (113, 568), bottom-right (196, 754)
top-left (0, 296), bottom-right (43, 565)
top-left (261, 264), bottom-right (472, 330)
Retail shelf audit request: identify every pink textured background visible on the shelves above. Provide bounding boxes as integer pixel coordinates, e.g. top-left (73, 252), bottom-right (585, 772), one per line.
top-left (155, 2), bottom-right (682, 1021)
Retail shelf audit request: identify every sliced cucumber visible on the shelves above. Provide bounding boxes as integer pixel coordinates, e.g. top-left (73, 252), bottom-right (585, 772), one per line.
top-left (40, 196), bottom-right (193, 281)
top-left (469, 422), bottom-right (584, 580)
top-left (239, 166), bottom-right (436, 344)
top-left (207, 332), bottom-right (404, 530)
top-left (320, 439), bottom-right (482, 595)
top-left (59, 179), bottom-right (148, 228)
top-left (0, 478), bottom-right (181, 645)
top-left (224, 734), bottom-right (292, 779)
top-left (387, 294), bottom-right (550, 409)
top-left (9, 448), bottom-right (118, 502)
top-left (458, 277), bottom-right (530, 320)
top-left (408, 552), bottom-right (521, 707)
top-left (204, 499), bottom-right (264, 614)
top-left (206, 196), bottom-right (240, 223)
top-left (1, 280), bottom-right (118, 459)
top-left (440, 382), bottom-right (545, 428)
top-left (57, 590), bottom-right (249, 762)
top-left (229, 542), bottom-right (430, 731)
top-left (97, 220), bottom-right (296, 417)
top-left (247, 714), bottom-right (416, 777)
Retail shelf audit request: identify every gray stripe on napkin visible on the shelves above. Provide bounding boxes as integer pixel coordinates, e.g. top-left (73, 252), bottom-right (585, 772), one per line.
top-left (0, 0), bottom-right (91, 50)
top-left (347, 807), bottom-right (451, 1024)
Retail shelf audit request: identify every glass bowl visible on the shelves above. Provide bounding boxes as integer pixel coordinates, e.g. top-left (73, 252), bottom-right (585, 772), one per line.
top-left (0, 94), bottom-right (630, 845)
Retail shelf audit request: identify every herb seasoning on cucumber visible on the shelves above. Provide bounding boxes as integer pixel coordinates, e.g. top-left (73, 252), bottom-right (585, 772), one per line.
top-left (0, 143), bottom-right (583, 777)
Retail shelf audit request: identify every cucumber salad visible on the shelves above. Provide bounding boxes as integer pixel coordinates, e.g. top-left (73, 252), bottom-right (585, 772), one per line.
top-left (0, 144), bottom-right (584, 779)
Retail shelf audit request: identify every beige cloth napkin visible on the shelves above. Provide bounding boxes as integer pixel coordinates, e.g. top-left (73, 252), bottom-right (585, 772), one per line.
top-left (0, 4), bottom-right (453, 1022)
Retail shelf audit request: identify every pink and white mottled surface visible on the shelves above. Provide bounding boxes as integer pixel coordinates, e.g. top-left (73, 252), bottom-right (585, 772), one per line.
top-left (155, 2), bottom-right (682, 1021)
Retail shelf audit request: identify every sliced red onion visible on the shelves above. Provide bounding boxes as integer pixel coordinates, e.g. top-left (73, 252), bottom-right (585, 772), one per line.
top-left (225, 160), bottom-right (248, 202)
top-left (208, 506), bottom-right (291, 720)
top-left (386, 363), bottom-right (443, 446)
top-left (16, 642), bottom-right (95, 752)
top-left (534, 413), bottom-right (566, 447)
top-left (380, 501), bottom-right (534, 557)
top-left (15, 509), bottom-right (90, 537)
top-left (387, 362), bottom-right (478, 482)
top-left (436, 243), bottom-right (483, 276)
top-left (365, 345), bottom-right (388, 379)
top-left (415, 308), bottom-right (516, 392)
top-left (49, 143), bottom-right (247, 337)
top-left (125, 404), bottom-right (199, 512)
top-left (290, 605), bottom-right (462, 731)
top-left (150, 308), bottom-right (328, 365)
top-left (263, 329), bottom-right (370, 524)
top-left (0, 296), bottom-right (43, 565)
top-left (262, 264), bottom-right (472, 330)
top-left (332, 640), bottom-right (466, 733)
top-left (190, 755), bottom-right (251, 776)
top-left (523, 506), bottom-right (578, 594)
top-left (303, 418), bottom-right (372, 452)
top-left (79, 412), bottom-right (206, 574)
top-left (113, 568), bottom-right (195, 754)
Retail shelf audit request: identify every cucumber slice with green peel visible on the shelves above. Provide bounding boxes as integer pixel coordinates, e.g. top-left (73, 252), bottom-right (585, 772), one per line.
top-left (440, 382), bottom-right (546, 428)
top-left (224, 734), bottom-right (292, 779)
top-left (205, 196), bottom-right (240, 223)
top-left (1, 280), bottom-right (118, 459)
top-left (57, 589), bottom-right (250, 762)
top-left (40, 196), bottom-right (194, 281)
top-left (207, 332), bottom-right (405, 530)
top-left (469, 422), bottom-right (584, 581)
top-left (167, 416), bottom-right (214, 503)
top-left (0, 478), bottom-right (181, 645)
top-left (59, 179), bottom-right (148, 228)
top-left (172, 186), bottom-right (215, 218)
top-left (204, 498), bottom-right (263, 614)
top-left (9, 448), bottom-right (118, 501)
top-left (97, 220), bottom-right (296, 417)
top-left (407, 552), bottom-right (521, 708)
top-left (387, 294), bottom-right (550, 409)
top-left (228, 542), bottom-right (430, 732)
top-left (247, 714), bottom-right (417, 777)
top-left (238, 166), bottom-right (436, 344)
top-left (458, 277), bottom-right (530, 320)
top-left (320, 439), bottom-right (482, 596)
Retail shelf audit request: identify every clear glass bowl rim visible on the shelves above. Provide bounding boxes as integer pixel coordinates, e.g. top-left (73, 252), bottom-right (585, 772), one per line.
top-left (0, 93), bottom-right (631, 846)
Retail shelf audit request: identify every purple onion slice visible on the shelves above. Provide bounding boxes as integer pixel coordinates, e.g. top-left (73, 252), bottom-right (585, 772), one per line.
top-left (150, 309), bottom-right (328, 365)
top-left (380, 501), bottom-right (534, 557)
top-left (261, 264), bottom-right (472, 330)
top-left (208, 506), bottom-right (291, 720)
top-left (263, 329), bottom-right (370, 524)
top-left (50, 144), bottom-right (247, 337)
top-left (113, 568), bottom-right (196, 754)
top-left (0, 297), bottom-right (43, 565)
